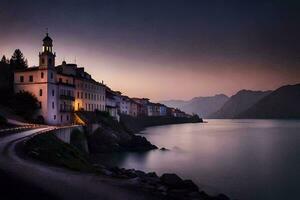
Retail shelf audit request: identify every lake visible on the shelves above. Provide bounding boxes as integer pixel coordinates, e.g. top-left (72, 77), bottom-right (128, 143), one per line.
top-left (98, 120), bottom-right (300, 200)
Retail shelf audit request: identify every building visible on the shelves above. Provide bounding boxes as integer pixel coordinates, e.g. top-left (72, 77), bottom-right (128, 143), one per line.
top-left (105, 87), bottom-right (120, 121)
top-left (120, 95), bottom-right (131, 115)
top-left (14, 33), bottom-right (106, 125)
top-left (132, 98), bottom-right (149, 116)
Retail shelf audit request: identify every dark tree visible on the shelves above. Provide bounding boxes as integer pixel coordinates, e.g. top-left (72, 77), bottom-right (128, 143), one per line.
top-left (11, 91), bottom-right (40, 120)
top-left (0, 55), bottom-right (12, 101)
top-left (10, 49), bottom-right (28, 70)
top-left (0, 55), bottom-right (9, 64)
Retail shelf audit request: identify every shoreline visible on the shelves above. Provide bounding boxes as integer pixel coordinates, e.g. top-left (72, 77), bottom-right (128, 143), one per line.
top-left (20, 121), bottom-right (231, 200)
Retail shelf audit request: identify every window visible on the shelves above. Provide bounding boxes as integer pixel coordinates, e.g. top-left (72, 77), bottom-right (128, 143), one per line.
top-left (77, 92), bottom-right (79, 98)
top-left (78, 103), bottom-right (80, 110)
top-left (39, 89), bottom-right (42, 96)
top-left (29, 75), bottom-right (33, 82)
top-left (39, 102), bottom-right (42, 108)
top-left (54, 115), bottom-right (56, 120)
top-left (52, 90), bottom-right (55, 96)
top-left (61, 115), bottom-right (63, 122)
top-left (81, 92), bottom-right (83, 98)
top-left (52, 102), bottom-right (55, 109)
top-left (50, 72), bottom-right (53, 79)
top-left (41, 58), bottom-right (45, 64)
top-left (20, 76), bottom-right (24, 82)
top-left (66, 115), bottom-right (69, 121)
top-left (59, 78), bottom-right (62, 83)
top-left (85, 93), bottom-right (87, 99)
top-left (41, 72), bottom-right (44, 79)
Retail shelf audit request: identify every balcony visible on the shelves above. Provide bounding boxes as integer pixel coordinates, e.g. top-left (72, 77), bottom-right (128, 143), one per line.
top-left (60, 95), bottom-right (75, 101)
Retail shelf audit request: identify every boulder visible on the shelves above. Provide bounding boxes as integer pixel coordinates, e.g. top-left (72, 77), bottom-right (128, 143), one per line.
top-left (182, 180), bottom-right (199, 191)
top-left (160, 173), bottom-right (184, 188)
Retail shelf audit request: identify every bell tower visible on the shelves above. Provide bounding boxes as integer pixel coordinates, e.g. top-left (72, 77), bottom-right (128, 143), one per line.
top-left (39, 31), bottom-right (56, 68)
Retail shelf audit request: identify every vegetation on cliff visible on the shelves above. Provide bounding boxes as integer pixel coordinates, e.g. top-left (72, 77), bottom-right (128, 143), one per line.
top-left (24, 132), bottom-right (93, 171)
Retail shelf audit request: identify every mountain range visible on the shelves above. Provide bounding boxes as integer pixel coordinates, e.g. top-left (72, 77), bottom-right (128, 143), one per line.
top-left (160, 83), bottom-right (300, 119)
top-left (160, 94), bottom-right (229, 118)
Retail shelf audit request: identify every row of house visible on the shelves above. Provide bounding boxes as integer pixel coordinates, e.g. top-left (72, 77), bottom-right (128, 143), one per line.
top-left (13, 33), bottom-right (191, 125)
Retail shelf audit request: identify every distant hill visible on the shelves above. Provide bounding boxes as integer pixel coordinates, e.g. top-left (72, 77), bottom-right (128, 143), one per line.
top-left (160, 94), bottom-right (229, 118)
top-left (238, 84), bottom-right (300, 119)
top-left (210, 90), bottom-right (272, 118)
top-left (159, 100), bottom-right (187, 110)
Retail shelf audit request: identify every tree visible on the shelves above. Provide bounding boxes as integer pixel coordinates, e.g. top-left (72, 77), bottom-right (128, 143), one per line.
top-left (0, 55), bottom-right (12, 99)
top-left (11, 91), bottom-right (40, 120)
top-left (10, 49), bottom-right (28, 70)
top-left (0, 55), bottom-right (9, 64)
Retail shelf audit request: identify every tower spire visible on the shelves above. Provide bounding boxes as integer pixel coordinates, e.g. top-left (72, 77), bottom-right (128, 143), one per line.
top-left (46, 27), bottom-right (49, 36)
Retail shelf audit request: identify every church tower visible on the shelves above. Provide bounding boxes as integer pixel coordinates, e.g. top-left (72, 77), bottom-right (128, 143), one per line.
top-left (39, 32), bottom-right (56, 68)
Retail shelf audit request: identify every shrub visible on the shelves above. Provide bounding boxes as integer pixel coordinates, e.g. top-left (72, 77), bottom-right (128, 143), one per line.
top-left (10, 91), bottom-right (39, 120)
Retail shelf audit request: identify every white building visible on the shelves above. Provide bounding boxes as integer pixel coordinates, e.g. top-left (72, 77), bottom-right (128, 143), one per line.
top-left (14, 33), bottom-right (106, 125)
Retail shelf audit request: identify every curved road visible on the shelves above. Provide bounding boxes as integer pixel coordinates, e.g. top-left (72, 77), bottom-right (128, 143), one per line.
top-left (0, 127), bottom-right (155, 200)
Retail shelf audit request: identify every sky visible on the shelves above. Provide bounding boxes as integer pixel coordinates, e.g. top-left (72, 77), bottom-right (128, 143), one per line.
top-left (0, 0), bottom-right (299, 101)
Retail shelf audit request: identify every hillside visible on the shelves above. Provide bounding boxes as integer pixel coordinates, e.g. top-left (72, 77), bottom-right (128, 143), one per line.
top-left (238, 84), bottom-right (300, 119)
top-left (160, 94), bottom-right (228, 118)
top-left (210, 90), bottom-right (271, 118)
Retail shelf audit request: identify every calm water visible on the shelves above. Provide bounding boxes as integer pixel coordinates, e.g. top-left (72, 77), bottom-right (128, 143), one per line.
top-left (99, 120), bottom-right (300, 200)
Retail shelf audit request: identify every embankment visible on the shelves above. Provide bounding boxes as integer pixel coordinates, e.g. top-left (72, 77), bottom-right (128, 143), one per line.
top-left (120, 115), bottom-right (203, 133)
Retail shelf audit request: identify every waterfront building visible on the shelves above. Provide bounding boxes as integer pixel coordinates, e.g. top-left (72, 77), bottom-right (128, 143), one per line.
top-left (105, 87), bottom-right (120, 121)
top-left (14, 33), bottom-right (105, 125)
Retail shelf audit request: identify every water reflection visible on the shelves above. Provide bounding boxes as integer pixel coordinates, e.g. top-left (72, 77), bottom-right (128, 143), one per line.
top-left (95, 120), bottom-right (300, 200)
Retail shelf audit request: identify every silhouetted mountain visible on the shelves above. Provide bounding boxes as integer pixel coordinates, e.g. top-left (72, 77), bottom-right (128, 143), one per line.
top-left (238, 84), bottom-right (300, 118)
top-left (159, 100), bottom-right (187, 109)
top-left (160, 94), bottom-right (229, 118)
top-left (210, 90), bottom-right (271, 118)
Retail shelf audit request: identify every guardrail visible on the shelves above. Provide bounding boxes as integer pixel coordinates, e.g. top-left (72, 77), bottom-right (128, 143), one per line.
top-left (0, 124), bottom-right (46, 133)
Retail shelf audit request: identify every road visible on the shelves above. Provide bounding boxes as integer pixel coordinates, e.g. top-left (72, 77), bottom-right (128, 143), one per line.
top-left (0, 127), bottom-right (155, 200)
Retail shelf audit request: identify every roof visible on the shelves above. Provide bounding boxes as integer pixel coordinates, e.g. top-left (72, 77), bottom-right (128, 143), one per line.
top-left (43, 33), bottom-right (52, 42)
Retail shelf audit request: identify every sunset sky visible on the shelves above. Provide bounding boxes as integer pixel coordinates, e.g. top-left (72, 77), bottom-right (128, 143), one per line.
top-left (0, 0), bottom-right (299, 101)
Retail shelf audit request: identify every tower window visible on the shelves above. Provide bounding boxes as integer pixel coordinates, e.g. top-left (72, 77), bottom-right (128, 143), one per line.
top-left (20, 76), bottom-right (24, 82)
top-left (52, 102), bottom-right (55, 109)
top-left (52, 89), bottom-right (55, 96)
top-left (39, 89), bottom-right (42, 96)
top-left (29, 75), bottom-right (33, 82)
top-left (41, 72), bottom-right (44, 78)
top-left (41, 58), bottom-right (45, 64)
top-left (54, 115), bottom-right (56, 120)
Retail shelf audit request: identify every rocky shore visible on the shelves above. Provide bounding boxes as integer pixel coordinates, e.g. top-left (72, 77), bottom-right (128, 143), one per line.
top-left (95, 165), bottom-right (230, 200)
top-left (22, 112), bottom-right (231, 200)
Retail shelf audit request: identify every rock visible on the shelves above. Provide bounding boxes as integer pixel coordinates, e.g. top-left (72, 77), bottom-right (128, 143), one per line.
top-left (160, 147), bottom-right (169, 151)
top-left (182, 180), bottom-right (199, 191)
top-left (215, 193), bottom-right (230, 200)
top-left (147, 172), bottom-right (158, 178)
top-left (99, 168), bottom-right (113, 176)
top-left (135, 170), bottom-right (146, 177)
top-left (160, 173), bottom-right (184, 188)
